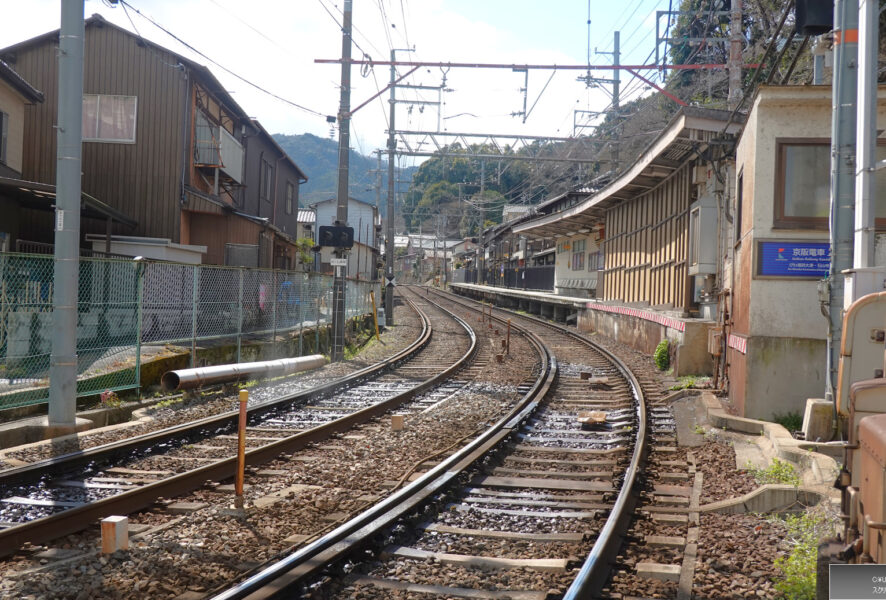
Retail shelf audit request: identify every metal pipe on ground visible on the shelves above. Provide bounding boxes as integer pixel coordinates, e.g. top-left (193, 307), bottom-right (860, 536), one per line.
top-left (161, 355), bottom-right (328, 391)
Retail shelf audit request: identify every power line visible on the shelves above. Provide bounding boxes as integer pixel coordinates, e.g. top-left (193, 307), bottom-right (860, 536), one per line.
top-left (121, 0), bottom-right (327, 118)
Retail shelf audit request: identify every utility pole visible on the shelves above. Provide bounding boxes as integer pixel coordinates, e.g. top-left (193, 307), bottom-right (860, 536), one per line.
top-left (827, 0), bottom-right (858, 403)
top-left (331, 0), bottom-right (353, 362)
top-left (589, 32), bottom-right (621, 168)
top-left (727, 0), bottom-right (743, 109)
top-left (49, 0), bottom-right (84, 430)
top-left (385, 49), bottom-right (397, 326)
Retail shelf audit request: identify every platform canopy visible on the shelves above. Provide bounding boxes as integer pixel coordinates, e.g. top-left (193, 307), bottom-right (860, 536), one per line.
top-left (513, 107), bottom-right (744, 240)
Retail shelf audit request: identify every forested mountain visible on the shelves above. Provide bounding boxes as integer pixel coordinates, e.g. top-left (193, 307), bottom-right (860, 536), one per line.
top-left (272, 132), bottom-right (415, 215)
top-left (400, 0), bottom-right (819, 237)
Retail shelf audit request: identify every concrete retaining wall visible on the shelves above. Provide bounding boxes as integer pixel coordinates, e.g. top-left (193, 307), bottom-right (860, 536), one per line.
top-left (577, 308), bottom-right (714, 376)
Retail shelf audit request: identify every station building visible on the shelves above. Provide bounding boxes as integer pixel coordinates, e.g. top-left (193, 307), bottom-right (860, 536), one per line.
top-left (727, 85), bottom-right (886, 419)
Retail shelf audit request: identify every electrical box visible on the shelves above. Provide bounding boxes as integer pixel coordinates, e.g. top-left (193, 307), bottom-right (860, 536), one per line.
top-left (688, 194), bottom-right (718, 276)
top-left (795, 0), bottom-right (833, 36)
top-left (707, 328), bottom-right (722, 357)
top-left (692, 165), bottom-right (708, 185)
top-left (318, 225), bottom-right (354, 248)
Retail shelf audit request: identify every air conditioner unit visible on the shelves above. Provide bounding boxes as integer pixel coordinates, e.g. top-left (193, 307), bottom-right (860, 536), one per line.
top-left (688, 194), bottom-right (718, 276)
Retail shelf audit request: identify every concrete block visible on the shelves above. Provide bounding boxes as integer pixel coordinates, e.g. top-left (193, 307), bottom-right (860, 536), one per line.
top-left (391, 414), bottom-right (405, 431)
top-left (801, 398), bottom-right (833, 443)
top-left (166, 501), bottom-right (208, 514)
top-left (645, 535), bottom-right (686, 548)
top-left (101, 515), bottom-right (129, 553)
top-left (636, 562), bottom-right (681, 581)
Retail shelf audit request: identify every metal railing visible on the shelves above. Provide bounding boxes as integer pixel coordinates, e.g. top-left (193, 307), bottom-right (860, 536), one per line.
top-left (471, 265), bottom-right (556, 291)
top-left (0, 253), bottom-right (380, 410)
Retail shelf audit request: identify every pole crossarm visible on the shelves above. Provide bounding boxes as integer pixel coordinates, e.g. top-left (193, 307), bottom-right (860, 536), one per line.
top-left (393, 150), bottom-right (604, 164)
top-left (316, 59), bottom-right (757, 71)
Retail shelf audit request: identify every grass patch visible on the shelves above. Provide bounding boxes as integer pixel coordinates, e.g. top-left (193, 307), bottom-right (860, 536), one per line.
top-left (669, 375), bottom-right (712, 390)
top-left (746, 457), bottom-right (801, 486)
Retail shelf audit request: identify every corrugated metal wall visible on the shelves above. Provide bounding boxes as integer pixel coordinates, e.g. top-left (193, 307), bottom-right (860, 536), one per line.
top-left (601, 163), bottom-right (694, 310)
top-left (11, 22), bottom-right (186, 241)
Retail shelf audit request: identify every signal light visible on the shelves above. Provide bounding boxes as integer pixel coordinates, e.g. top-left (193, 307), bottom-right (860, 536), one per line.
top-left (318, 225), bottom-right (355, 248)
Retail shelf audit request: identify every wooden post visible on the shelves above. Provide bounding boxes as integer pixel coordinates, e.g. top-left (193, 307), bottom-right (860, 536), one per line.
top-left (506, 319), bottom-right (511, 355)
top-left (235, 389), bottom-right (248, 507)
top-left (369, 290), bottom-right (380, 341)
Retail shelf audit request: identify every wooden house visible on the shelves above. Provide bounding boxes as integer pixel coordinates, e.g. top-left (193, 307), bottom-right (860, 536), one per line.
top-left (0, 14), bottom-right (306, 267)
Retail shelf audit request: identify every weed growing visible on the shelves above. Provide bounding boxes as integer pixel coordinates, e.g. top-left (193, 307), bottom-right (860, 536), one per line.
top-left (746, 457), bottom-right (801, 486)
top-left (770, 505), bottom-right (840, 600)
top-left (773, 411), bottom-right (803, 433)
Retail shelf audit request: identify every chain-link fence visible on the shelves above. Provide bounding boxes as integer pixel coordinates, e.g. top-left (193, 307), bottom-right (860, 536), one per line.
top-left (0, 253), bottom-right (380, 410)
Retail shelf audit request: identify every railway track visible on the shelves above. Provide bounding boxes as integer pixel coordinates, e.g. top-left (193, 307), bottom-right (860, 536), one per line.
top-left (209, 286), bottom-right (648, 600)
top-left (0, 289), bottom-right (480, 557)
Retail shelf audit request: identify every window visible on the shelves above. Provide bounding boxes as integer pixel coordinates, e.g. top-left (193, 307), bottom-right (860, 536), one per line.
top-left (557, 240), bottom-right (571, 254)
top-left (0, 111), bottom-right (7, 165)
top-left (82, 94), bottom-right (136, 143)
top-left (775, 139), bottom-right (886, 229)
top-left (194, 109), bottom-right (221, 166)
top-left (285, 182), bottom-right (295, 214)
top-left (571, 239), bottom-right (586, 270)
top-left (588, 250), bottom-right (603, 271)
top-left (260, 159), bottom-right (273, 202)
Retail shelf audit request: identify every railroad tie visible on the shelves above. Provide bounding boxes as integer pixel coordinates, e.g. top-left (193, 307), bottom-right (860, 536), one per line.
top-left (343, 574), bottom-right (549, 600)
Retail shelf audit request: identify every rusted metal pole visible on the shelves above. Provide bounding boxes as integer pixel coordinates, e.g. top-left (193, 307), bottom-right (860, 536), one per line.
top-left (235, 389), bottom-right (248, 507)
top-left (369, 291), bottom-right (380, 341)
top-left (506, 319), bottom-right (511, 355)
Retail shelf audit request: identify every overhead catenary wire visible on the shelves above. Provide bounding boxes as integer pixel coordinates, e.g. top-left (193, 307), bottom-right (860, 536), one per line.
top-left (120, 0), bottom-right (326, 118)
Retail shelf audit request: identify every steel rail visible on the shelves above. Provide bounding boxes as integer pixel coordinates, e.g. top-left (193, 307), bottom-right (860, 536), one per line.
top-left (0, 293), bottom-right (474, 557)
top-left (428, 287), bottom-right (648, 599)
top-left (209, 289), bottom-right (556, 600)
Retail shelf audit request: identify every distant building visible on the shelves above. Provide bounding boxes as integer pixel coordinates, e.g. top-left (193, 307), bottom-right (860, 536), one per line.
top-left (310, 197), bottom-right (379, 280)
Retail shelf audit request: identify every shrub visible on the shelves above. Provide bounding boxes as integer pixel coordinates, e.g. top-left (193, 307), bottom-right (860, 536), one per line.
top-left (772, 507), bottom-right (839, 600)
top-left (653, 339), bottom-right (670, 371)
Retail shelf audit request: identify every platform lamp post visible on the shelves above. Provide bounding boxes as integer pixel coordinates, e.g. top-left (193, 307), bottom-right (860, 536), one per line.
top-left (48, 0), bottom-right (85, 431)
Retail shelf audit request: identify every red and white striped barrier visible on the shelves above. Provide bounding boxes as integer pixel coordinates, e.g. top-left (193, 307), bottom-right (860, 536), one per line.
top-left (585, 302), bottom-right (686, 332)
top-left (727, 333), bottom-right (747, 354)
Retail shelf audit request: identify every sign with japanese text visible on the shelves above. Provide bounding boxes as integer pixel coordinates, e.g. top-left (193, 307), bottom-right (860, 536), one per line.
top-left (757, 241), bottom-right (830, 278)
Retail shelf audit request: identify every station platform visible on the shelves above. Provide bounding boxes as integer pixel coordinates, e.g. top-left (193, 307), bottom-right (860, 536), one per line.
top-left (449, 283), bottom-right (715, 376)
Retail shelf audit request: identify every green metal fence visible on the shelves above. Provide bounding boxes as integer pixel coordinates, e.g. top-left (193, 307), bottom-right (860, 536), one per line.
top-left (0, 253), bottom-right (380, 410)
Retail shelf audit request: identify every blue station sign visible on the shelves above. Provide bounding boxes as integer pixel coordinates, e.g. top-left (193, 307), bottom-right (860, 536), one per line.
top-left (757, 241), bottom-right (830, 278)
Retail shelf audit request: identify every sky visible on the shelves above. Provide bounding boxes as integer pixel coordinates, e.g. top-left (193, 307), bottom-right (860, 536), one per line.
top-left (1, 0), bottom-right (671, 167)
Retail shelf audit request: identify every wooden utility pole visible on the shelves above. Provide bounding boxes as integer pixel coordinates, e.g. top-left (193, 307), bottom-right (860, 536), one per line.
top-left (727, 1), bottom-right (743, 109)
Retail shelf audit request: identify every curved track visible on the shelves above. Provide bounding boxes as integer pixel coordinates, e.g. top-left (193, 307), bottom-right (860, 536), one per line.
top-left (210, 286), bottom-right (647, 600)
top-left (0, 290), bottom-right (477, 556)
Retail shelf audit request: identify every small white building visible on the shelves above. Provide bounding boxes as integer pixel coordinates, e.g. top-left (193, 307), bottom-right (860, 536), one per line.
top-left (310, 197), bottom-right (379, 280)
